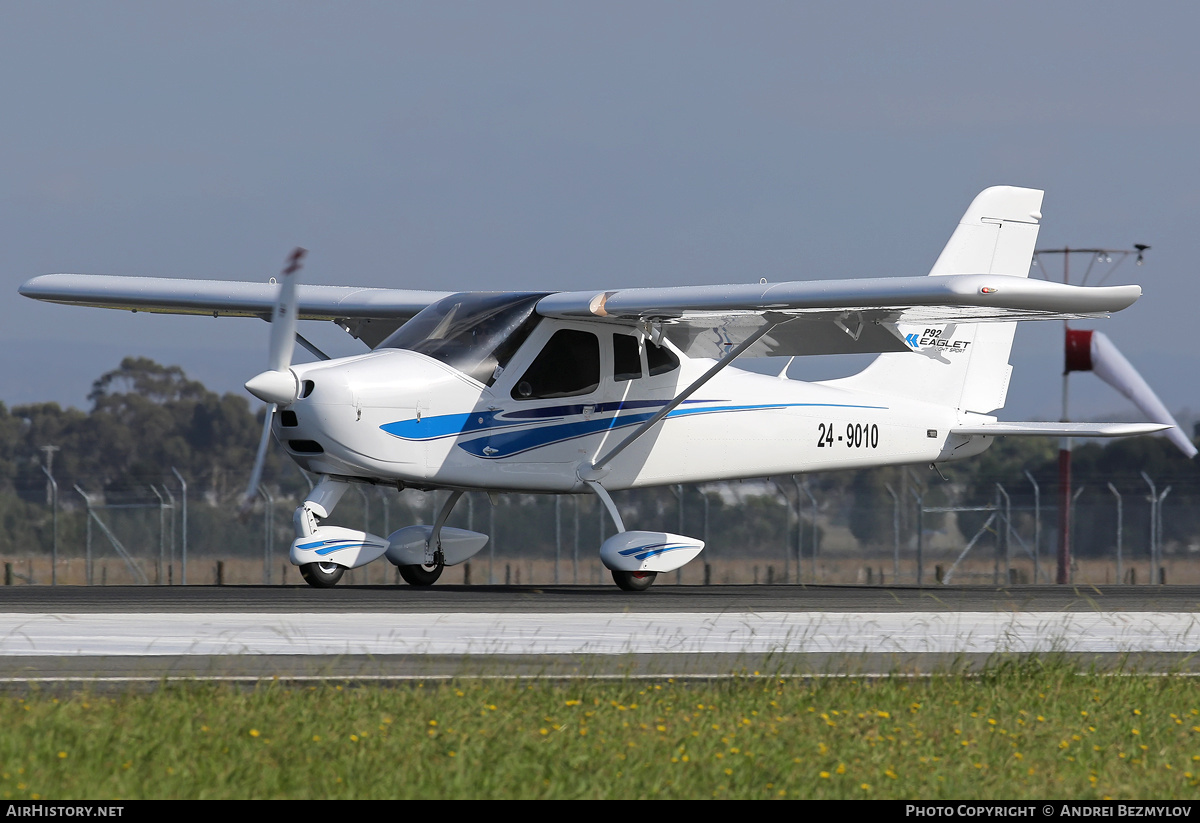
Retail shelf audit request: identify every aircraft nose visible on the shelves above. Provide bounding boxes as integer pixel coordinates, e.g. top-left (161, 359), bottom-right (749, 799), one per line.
top-left (245, 368), bottom-right (299, 406)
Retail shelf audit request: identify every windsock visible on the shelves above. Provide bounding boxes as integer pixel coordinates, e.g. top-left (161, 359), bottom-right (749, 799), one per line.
top-left (1065, 328), bottom-right (1197, 458)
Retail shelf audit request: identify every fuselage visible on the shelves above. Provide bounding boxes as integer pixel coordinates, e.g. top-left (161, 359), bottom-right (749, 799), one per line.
top-left (273, 316), bottom-right (994, 493)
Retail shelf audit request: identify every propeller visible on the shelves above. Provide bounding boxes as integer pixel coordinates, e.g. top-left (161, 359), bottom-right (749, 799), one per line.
top-left (242, 248), bottom-right (306, 507)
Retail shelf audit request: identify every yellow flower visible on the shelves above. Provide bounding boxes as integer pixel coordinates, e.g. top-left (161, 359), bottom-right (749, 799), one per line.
top-left (249, 729), bottom-right (260, 738)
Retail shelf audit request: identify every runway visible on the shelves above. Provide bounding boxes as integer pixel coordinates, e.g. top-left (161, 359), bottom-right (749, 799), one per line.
top-left (2, 584), bottom-right (1200, 683)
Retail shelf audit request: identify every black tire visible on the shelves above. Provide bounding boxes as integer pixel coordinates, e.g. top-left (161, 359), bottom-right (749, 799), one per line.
top-left (611, 569), bottom-right (657, 592)
top-left (300, 561), bottom-right (345, 588)
top-left (399, 562), bottom-right (444, 586)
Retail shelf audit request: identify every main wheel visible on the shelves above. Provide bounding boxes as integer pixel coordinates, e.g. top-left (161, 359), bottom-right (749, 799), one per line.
top-left (611, 569), bottom-right (657, 592)
top-left (300, 561), bottom-right (345, 588)
top-left (399, 562), bottom-right (444, 587)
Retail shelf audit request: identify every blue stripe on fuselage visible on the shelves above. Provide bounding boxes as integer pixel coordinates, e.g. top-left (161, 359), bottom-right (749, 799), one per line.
top-left (456, 402), bottom-right (887, 459)
top-left (379, 400), bottom-right (887, 459)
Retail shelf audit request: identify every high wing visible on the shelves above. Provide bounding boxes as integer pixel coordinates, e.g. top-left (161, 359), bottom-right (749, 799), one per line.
top-left (20, 271), bottom-right (1141, 357)
top-left (18, 273), bottom-right (453, 347)
top-left (14, 188), bottom-right (1141, 358)
top-left (534, 274), bottom-right (1142, 358)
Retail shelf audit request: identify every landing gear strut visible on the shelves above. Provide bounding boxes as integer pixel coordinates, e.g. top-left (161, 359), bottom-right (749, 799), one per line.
top-left (393, 491), bottom-right (460, 587)
top-left (584, 479), bottom-right (704, 592)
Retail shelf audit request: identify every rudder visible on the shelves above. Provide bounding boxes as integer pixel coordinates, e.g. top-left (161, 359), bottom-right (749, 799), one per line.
top-left (824, 186), bottom-right (1044, 414)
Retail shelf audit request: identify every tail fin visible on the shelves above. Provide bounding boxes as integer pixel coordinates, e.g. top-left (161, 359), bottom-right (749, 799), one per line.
top-left (826, 186), bottom-right (1044, 414)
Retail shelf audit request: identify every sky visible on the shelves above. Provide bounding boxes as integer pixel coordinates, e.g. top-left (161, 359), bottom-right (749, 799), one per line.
top-left (2, 1), bottom-right (1198, 434)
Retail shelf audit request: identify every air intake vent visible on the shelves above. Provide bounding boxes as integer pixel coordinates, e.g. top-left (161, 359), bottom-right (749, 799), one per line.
top-left (300, 380), bottom-right (316, 398)
top-left (287, 440), bottom-right (324, 454)
top-left (280, 410), bottom-right (299, 427)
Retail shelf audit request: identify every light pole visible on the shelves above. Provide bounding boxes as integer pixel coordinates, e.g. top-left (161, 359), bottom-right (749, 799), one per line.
top-left (1031, 245), bottom-right (1148, 583)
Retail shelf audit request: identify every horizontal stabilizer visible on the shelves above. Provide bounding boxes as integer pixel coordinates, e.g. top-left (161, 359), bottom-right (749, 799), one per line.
top-left (951, 421), bottom-right (1170, 438)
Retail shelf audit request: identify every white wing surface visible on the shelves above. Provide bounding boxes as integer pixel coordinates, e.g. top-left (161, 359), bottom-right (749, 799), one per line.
top-left (15, 188), bottom-right (1144, 359)
top-left (535, 274), bottom-right (1142, 358)
top-left (19, 273), bottom-right (452, 347)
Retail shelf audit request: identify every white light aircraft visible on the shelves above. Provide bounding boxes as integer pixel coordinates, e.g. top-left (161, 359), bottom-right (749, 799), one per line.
top-left (20, 187), bottom-right (1168, 591)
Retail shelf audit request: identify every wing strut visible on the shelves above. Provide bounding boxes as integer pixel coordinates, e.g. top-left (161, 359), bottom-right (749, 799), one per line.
top-left (295, 332), bottom-right (331, 361)
top-left (585, 314), bottom-right (785, 475)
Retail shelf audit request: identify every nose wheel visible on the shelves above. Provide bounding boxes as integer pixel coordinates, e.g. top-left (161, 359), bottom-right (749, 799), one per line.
top-left (300, 561), bottom-right (345, 588)
top-left (398, 562), bottom-right (444, 587)
top-left (611, 569), bottom-right (657, 592)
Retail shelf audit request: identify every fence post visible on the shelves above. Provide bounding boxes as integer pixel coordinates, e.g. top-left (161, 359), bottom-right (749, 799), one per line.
top-left (41, 466), bottom-right (58, 586)
top-left (1024, 470), bottom-right (1041, 584)
top-left (172, 468), bottom-right (188, 586)
top-left (76, 486), bottom-right (93, 586)
top-left (884, 483), bottom-right (900, 585)
top-left (150, 485), bottom-right (166, 585)
top-left (801, 481), bottom-right (819, 581)
top-left (1107, 483), bottom-right (1123, 585)
top-left (259, 486), bottom-right (275, 585)
top-left (555, 495), bottom-right (562, 585)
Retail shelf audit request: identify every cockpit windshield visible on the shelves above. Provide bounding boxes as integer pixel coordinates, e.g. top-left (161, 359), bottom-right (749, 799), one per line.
top-left (378, 292), bottom-right (547, 385)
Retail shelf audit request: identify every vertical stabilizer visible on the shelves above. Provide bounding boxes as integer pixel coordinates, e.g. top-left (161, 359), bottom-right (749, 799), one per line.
top-left (824, 186), bottom-right (1043, 413)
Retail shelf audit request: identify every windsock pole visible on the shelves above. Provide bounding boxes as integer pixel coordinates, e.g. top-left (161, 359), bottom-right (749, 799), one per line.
top-left (1058, 249), bottom-right (1072, 584)
top-left (1036, 244), bottom-right (1151, 584)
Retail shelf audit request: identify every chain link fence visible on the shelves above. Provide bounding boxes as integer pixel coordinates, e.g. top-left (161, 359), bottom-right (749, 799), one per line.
top-left (5, 469), bottom-right (1199, 586)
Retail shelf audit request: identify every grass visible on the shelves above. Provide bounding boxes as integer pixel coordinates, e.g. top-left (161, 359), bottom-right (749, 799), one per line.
top-left (2, 660), bottom-right (1200, 799)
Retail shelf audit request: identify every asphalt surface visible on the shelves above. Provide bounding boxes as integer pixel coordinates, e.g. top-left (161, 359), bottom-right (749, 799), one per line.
top-left (3, 583), bottom-right (1200, 613)
top-left (2, 584), bottom-right (1198, 685)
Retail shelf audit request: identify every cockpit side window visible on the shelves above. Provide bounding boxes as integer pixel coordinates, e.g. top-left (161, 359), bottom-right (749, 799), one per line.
top-left (613, 333), bottom-right (642, 382)
top-left (646, 339), bottom-right (679, 376)
top-left (512, 329), bottom-right (600, 400)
